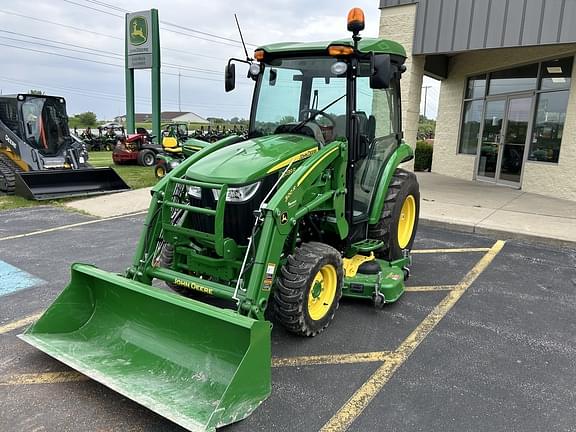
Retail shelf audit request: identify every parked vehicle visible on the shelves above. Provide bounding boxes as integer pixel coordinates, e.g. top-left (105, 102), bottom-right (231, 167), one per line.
top-left (21, 8), bottom-right (419, 430)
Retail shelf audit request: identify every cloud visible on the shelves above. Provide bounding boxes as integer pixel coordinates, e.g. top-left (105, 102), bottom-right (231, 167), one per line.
top-left (0, 0), bottom-right (428, 122)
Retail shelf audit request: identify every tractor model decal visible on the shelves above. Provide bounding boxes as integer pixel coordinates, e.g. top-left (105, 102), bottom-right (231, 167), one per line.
top-left (173, 278), bottom-right (213, 295)
top-left (129, 16), bottom-right (148, 46)
top-left (267, 147), bottom-right (318, 173)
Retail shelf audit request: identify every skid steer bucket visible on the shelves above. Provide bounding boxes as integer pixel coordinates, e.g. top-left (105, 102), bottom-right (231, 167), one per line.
top-left (14, 168), bottom-right (130, 200)
top-left (19, 264), bottom-right (271, 431)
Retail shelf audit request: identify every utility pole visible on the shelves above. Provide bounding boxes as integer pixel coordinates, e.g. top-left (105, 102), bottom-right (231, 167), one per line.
top-left (422, 85), bottom-right (432, 119)
top-left (178, 70), bottom-right (181, 112)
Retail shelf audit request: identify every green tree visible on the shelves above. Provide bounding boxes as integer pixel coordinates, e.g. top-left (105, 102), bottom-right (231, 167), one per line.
top-left (279, 115), bottom-right (296, 124)
top-left (69, 112), bottom-right (98, 129)
top-left (29, 89), bottom-right (44, 95)
top-left (76, 112), bottom-right (98, 127)
top-left (418, 115), bottom-right (436, 140)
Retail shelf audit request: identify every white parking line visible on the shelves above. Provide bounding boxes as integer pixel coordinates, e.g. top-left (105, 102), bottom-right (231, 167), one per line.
top-left (0, 211), bottom-right (147, 242)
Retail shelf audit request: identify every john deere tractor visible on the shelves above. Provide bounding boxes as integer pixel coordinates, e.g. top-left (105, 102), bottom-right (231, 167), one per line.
top-left (21, 9), bottom-right (420, 431)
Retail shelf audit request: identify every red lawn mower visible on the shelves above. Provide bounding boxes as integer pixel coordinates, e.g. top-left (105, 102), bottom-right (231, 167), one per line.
top-left (112, 128), bottom-right (162, 167)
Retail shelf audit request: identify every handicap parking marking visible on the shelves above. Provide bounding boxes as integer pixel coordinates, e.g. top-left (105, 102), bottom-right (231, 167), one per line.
top-left (0, 260), bottom-right (44, 296)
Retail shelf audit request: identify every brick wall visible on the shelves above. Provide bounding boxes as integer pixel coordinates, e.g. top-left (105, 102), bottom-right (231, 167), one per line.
top-left (379, 3), bottom-right (423, 170)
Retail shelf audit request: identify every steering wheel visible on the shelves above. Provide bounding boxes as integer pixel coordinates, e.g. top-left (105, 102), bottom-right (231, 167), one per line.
top-left (299, 109), bottom-right (337, 146)
top-left (299, 109), bottom-right (336, 128)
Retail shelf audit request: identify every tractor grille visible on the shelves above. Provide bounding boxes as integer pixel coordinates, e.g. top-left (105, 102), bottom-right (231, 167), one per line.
top-left (187, 175), bottom-right (277, 246)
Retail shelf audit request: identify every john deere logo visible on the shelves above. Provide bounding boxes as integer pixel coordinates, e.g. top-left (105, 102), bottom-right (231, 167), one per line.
top-left (129, 16), bottom-right (148, 45)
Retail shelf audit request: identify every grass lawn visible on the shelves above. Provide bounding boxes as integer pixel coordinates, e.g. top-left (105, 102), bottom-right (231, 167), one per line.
top-left (88, 151), bottom-right (157, 189)
top-left (0, 151), bottom-right (157, 211)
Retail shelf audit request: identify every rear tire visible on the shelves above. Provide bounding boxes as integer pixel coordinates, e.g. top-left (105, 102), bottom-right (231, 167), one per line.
top-left (369, 168), bottom-right (420, 261)
top-left (138, 149), bottom-right (156, 167)
top-left (274, 242), bottom-right (343, 337)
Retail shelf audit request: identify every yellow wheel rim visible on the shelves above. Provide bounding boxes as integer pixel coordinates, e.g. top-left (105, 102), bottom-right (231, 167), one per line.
top-left (155, 166), bottom-right (165, 178)
top-left (307, 264), bottom-right (337, 321)
top-left (398, 194), bottom-right (416, 249)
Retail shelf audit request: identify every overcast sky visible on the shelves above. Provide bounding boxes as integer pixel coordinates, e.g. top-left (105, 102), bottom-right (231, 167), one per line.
top-left (0, 0), bottom-right (439, 121)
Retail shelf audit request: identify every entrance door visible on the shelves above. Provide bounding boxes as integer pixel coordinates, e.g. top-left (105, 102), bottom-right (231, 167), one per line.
top-left (476, 95), bottom-right (532, 186)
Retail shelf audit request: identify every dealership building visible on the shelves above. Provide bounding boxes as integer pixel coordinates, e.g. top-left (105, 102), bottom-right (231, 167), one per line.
top-left (379, 0), bottom-right (576, 201)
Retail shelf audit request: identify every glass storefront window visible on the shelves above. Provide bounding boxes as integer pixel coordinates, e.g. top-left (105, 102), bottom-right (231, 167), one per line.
top-left (458, 100), bottom-right (483, 154)
top-left (528, 90), bottom-right (569, 163)
top-left (540, 57), bottom-right (573, 91)
top-left (466, 75), bottom-right (487, 99)
top-left (488, 63), bottom-right (538, 95)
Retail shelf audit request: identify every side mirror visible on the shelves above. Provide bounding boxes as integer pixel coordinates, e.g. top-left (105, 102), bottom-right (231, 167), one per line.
top-left (269, 69), bottom-right (277, 86)
top-left (351, 114), bottom-right (369, 161)
top-left (225, 63), bottom-right (236, 92)
top-left (370, 54), bottom-right (393, 89)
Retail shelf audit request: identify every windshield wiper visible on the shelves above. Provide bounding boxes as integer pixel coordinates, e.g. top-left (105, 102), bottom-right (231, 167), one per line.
top-left (292, 94), bottom-right (346, 132)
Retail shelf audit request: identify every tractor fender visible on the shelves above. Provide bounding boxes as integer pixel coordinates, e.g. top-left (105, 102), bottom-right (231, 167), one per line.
top-left (265, 141), bottom-right (348, 238)
top-left (367, 142), bottom-right (414, 225)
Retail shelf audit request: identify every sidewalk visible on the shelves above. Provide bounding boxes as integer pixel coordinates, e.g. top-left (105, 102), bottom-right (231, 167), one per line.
top-left (417, 172), bottom-right (576, 247)
top-left (65, 173), bottom-right (576, 247)
top-left (65, 187), bottom-right (152, 218)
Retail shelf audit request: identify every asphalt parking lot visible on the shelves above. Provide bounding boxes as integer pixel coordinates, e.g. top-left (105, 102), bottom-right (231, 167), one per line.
top-left (1, 206), bottom-right (576, 432)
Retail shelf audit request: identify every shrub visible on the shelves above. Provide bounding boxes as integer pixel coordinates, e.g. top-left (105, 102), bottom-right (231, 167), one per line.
top-left (414, 140), bottom-right (433, 171)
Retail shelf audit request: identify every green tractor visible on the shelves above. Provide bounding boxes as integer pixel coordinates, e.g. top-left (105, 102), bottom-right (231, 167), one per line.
top-left (20, 9), bottom-right (420, 431)
top-left (154, 123), bottom-right (207, 179)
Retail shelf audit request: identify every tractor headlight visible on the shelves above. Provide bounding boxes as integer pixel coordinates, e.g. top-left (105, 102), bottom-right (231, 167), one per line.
top-left (187, 186), bottom-right (202, 199)
top-left (169, 160), bottom-right (181, 169)
top-left (213, 181), bottom-right (261, 203)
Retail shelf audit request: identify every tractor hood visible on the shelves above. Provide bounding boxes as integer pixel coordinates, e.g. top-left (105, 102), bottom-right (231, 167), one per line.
top-left (186, 134), bottom-right (318, 184)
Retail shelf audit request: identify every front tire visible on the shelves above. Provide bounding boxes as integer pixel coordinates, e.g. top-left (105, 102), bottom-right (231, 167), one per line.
top-left (155, 164), bottom-right (166, 179)
top-left (369, 168), bottom-right (420, 260)
top-left (274, 242), bottom-right (343, 337)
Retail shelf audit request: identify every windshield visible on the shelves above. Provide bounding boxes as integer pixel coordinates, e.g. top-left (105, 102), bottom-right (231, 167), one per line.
top-left (21, 97), bottom-right (70, 155)
top-left (251, 57), bottom-right (347, 141)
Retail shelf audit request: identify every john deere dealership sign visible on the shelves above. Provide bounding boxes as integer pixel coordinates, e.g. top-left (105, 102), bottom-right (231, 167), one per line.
top-left (126, 10), bottom-right (153, 69)
top-left (125, 8), bottom-right (160, 142)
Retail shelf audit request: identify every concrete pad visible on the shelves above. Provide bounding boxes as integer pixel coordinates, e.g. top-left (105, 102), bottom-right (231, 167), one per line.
top-left (477, 209), bottom-right (576, 245)
top-left (416, 172), bottom-right (576, 246)
top-left (420, 199), bottom-right (495, 227)
top-left (500, 192), bottom-right (576, 219)
top-left (417, 172), bottom-right (523, 209)
top-left (64, 188), bottom-right (152, 217)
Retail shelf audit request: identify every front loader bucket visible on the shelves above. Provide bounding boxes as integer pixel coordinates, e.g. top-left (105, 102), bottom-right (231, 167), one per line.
top-left (14, 168), bottom-right (130, 200)
top-left (19, 264), bottom-right (271, 431)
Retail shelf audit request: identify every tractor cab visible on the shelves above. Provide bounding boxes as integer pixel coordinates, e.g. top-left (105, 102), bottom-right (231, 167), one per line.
top-left (18, 95), bottom-right (73, 156)
top-left (225, 18), bottom-right (409, 241)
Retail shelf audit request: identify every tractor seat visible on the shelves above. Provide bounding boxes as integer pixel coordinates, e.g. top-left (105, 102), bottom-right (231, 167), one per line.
top-left (162, 137), bottom-right (182, 153)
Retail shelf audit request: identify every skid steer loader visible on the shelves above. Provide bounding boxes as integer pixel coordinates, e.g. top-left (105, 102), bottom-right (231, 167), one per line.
top-left (0, 94), bottom-right (129, 200)
top-left (20, 8), bottom-right (420, 431)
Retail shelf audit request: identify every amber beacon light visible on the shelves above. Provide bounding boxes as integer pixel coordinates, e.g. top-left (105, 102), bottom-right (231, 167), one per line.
top-left (347, 7), bottom-right (365, 33)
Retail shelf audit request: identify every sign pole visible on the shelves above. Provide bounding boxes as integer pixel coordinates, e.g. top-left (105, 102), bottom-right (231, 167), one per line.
top-left (151, 8), bottom-right (161, 144)
top-left (124, 15), bottom-right (135, 134)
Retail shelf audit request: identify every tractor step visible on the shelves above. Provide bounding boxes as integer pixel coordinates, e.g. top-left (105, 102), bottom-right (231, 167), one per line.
top-left (350, 239), bottom-right (384, 253)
